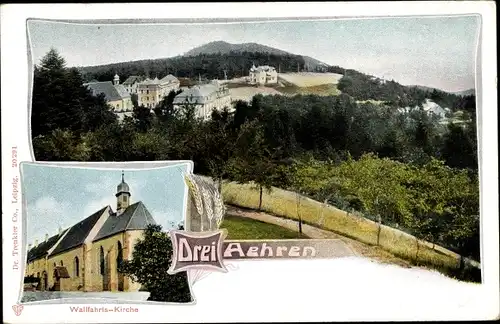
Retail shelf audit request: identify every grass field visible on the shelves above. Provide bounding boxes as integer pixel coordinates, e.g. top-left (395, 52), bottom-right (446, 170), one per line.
top-left (229, 86), bottom-right (284, 102)
top-left (278, 72), bottom-right (344, 87)
top-left (221, 215), bottom-right (305, 240)
top-left (221, 181), bottom-right (481, 281)
top-left (277, 83), bottom-right (341, 96)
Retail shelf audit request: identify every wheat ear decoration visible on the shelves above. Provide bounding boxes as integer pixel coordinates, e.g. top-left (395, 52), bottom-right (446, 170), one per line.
top-left (213, 190), bottom-right (226, 228)
top-left (200, 184), bottom-right (215, 230)
top-left (184, 174), bottom-right (204, 216)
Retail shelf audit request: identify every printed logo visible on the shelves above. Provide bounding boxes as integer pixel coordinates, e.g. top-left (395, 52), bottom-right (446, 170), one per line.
top-left (12, 304), bottom-right (24, 316)
top-left (168, 229), bottom-right (228, 274)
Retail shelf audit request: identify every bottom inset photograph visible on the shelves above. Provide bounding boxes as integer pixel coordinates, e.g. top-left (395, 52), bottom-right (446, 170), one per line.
top-left (20, 162), bottom-right (193, 304)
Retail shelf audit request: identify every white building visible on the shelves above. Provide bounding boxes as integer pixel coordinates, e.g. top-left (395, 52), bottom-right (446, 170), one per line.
top-left (422, 99), bottom-right (449, 118)
top-left (248, 64), bottom-right (278, 85)
top-left (172, 80), bottom-right (232, 119)
top-left (137, 75), bottom-right (180, 109)
top-left (122, 76), bottom-right (144, 95)
top-left (398, 99), bottom-right (450, 121)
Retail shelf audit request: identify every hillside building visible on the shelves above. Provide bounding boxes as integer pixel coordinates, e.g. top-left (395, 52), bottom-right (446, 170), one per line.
top-left (25, 173), bottom-right (156, 292)
top-left (122, 76), bottom-right (144, 95)
top-left (422, 99), bottom-right (449, 118)
top-left (173, 80), bottom-right (232, 119)
top-left (248, 64), bottom-right (278, 85)
top-left (137, 75), bottom-right (180, 109)
top-left (84, 74), bottom-right (133, 121)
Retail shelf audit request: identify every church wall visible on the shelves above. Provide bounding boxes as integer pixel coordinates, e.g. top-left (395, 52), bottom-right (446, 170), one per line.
top-left (108, 99), bottom-right (123, 111)
top-left (25, 257), bottom-right (48, 289)
top-left (124, 230), bottom-right (147, 292)
top-left (47, 246), bottom-right (84, 291)
top-left (90, 233), bottom-right (124, 292)
top-left (90, 231), bottom-right (145, 293)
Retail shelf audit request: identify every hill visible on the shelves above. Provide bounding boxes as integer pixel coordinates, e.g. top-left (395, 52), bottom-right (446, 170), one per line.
top-left (184, 41), bottom-right (290, 57)
top-left (74, 41), bottom-right (470, 110)
top-left (408, 84), bottom-right (448, 93)
top-left (454, 88), bottom-right (475, 96)
top-left (184, 41), bottom-right (330, 71)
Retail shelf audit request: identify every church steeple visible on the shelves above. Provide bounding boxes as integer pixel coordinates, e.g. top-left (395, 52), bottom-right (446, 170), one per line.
top-left (113, 73), bottom-right (120, 85)
top-left (116, 171), bottom-right (131, 215)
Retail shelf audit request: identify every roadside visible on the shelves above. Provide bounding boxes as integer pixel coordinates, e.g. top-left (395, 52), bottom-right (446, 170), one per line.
top-left (225, 204), bottom-right (414, 269)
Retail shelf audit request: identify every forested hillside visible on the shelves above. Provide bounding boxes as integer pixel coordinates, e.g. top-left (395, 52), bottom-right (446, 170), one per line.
top-left (337, 69), bottom-right (475, 111)
top-left (78, 50), bottom-right (472, 113)
top-left (78, 51), bottom-right (309, 83)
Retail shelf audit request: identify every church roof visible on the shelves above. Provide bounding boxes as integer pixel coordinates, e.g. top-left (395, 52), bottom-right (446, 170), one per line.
top-left (27, 230), bottom-right (68, 263)
top-left (84, 81), bottom-right (130, 102)
top-left (92, 201), bottom-right (157, 242)
top-left (49, 206), bottom-right (109, 257)
top-left (117, 181), bottom-right (130, 194)
top-left (114, 84), bottom-right (130, 99)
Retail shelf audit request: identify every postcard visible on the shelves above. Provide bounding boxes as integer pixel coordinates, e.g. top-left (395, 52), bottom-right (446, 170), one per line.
top-left (1, 2), bottom-right (498, 323)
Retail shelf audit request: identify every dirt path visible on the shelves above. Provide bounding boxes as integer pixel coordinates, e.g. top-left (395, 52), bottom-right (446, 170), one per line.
top-left (225, 205), bottom-right (414, 268)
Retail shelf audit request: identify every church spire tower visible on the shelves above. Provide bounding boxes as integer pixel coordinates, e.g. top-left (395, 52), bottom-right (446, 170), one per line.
top-left (116, 171), bottom-right (131, 215)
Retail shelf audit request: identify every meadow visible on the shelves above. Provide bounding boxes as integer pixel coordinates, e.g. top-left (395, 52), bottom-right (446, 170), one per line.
top-left (278, 72), bottom-right (344, 87)
top-left (221, 214), bottom-right (305, 240)
top-left (228, 86), bottom-right (284, 103)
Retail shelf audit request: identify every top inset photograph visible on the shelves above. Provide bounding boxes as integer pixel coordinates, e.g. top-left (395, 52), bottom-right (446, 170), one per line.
top-left (27, 17), bottom-right (481, 282)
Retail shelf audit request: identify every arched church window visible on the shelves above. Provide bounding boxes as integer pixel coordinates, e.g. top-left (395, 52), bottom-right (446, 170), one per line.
top-left (100, 246), bottom-right (105, 276)
top-left (74, 257), bottom-right (80, 277)
top-left (117, 241), bottom-right (123, 269)
top-left (60, 260), bottom-right (63, 266)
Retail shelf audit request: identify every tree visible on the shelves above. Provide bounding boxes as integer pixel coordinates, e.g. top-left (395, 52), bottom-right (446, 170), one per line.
top-left (32, 48), bottom-right (117, 140)
top-left (131, 93), bottom-right (139, 108)
top-left (32, 129), bottom-right (91, 161)
top-left (204, 107), bottom-right (237, 192)
top-left (441, 121), bottom-right (478, 170)
top-left (154, 89), bottom-right (182, 123)
top-left (132, 105), bottom-right (154, 133)
top-left (227, 121), bottom-right (281, 211)
top-left (118, 224), bottom-right (192, 303)
top-left (287, 161), bottom-right (311, 236)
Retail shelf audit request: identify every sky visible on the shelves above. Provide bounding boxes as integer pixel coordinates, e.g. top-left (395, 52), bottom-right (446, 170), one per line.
top-left (27, 16), bottom-right (479, 93)
top-left (21, 163), bottom-right (190, 245)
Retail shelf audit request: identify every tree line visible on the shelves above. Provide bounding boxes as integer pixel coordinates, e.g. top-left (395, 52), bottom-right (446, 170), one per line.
top-left (32, 49), bottom-right (480, 262)
top-left (337, 69), bottom-right (476, 111)
top-left (78, 51), bottom-right (308, 83)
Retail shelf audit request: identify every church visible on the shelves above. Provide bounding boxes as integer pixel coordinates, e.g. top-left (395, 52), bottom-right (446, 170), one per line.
top-left (25, 173), bottom-right (157, 292)
top-left (84, 74), bottom-right (134, 121)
